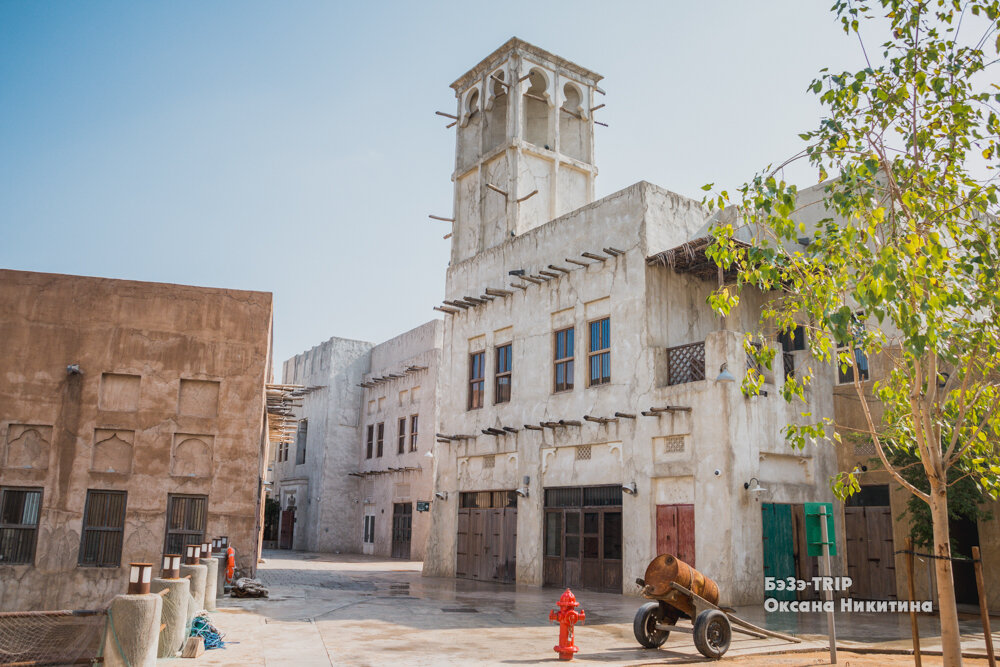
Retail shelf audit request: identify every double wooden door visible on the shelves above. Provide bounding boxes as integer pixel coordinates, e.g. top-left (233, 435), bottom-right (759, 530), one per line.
top-left (456, 506), bottom-right (517, 582)
top-left (543, 507), bottom-right (623, 593)
top-left (845, 505), bottom-right (897, 600)
top-left (391, 502), bottom-right (412, 559)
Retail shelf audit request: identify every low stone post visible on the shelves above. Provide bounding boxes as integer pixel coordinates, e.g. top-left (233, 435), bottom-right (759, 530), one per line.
top-left (201, 556), bottom-right (219, 611)
top-left (151, 553), bottom-right (190, 658)
top-left (102, 564), bottom-right (163, 667)
top-left (180, 544), bottom-right (208, 621)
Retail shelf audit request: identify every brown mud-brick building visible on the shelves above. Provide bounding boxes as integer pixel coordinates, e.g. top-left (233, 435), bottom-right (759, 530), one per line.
top-left (0, 270), bottom-right (273, 611)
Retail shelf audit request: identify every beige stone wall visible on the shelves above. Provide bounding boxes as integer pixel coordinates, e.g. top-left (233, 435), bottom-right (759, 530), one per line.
top-left (0, 270), bottom-right (272, 611)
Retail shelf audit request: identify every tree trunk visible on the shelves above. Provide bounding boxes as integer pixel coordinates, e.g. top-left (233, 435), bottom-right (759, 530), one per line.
top-left (929, 480), bottom-right (963, 666)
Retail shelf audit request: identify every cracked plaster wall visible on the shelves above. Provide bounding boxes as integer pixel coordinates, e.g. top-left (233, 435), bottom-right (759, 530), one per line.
top-left (425, 182), bottom-right (840, 604)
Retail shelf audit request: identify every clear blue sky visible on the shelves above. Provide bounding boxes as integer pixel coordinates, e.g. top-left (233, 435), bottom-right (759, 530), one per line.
top-left (0, 1), bottom-right (866, 371)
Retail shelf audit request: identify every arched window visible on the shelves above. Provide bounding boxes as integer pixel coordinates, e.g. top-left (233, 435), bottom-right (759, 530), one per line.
top-left (483, 70), bottom-right (508, 153)
top-left (523, 69), bottom-right (550, 149)
top-left (560, 83), bottom-right (587, 162)
top-left (458, 88), bottom-right (482, 168)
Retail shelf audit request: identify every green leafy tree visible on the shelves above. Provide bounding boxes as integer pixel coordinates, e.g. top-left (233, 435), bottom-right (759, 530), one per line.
top-left (889, 449), bottom-right (993, 554)
top-left (704, 2), bottom-right (1000, 664)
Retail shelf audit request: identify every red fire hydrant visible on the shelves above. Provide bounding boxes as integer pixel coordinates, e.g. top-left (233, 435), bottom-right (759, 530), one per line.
top-left (549, 588), bottom-right (585, 660)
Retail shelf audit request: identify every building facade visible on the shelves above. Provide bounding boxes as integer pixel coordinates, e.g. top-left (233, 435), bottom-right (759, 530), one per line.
top-left (0, 270), bottom-right (273, 611)
top-left (422, 39), bottom-right (841, 604)
top-left (275, 320), bottom-right (441, 560)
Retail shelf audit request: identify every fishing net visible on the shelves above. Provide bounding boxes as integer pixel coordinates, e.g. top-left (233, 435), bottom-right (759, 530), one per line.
top-left (190, 612), bottom-right (226, 650)
top-left (0, 609), bottom-right (106, 666)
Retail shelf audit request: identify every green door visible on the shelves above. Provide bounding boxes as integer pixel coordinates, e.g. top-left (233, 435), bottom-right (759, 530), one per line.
top-left (761, 503), bottom-right (796, 601)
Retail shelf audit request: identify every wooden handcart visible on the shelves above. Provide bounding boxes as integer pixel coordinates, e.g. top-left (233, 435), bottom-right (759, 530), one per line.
top-left (633, 554), bottom-right (802, 660)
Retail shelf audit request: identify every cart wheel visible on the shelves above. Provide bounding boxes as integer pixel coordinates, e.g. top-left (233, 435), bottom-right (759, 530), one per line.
top-left (633, 602), bottom-right (671, 648)
top-left (693, 610), bottom-right (731, 659)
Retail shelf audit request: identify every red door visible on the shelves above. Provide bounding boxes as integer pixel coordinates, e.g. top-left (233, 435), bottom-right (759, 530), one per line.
top-left (279, 509), bottom-right (295, 549)
top-left (656, 504), bottom-right (695, 565)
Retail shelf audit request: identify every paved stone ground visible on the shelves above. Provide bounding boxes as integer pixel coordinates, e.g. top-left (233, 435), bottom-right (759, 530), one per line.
top-left (181, 550), bottom-right (998, 666)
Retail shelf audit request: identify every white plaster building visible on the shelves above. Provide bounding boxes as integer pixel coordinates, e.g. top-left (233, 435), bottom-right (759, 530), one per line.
top-left (274, 321), bottom-right (441, 560)
top-left (422, 38), bottom-right (841, 604)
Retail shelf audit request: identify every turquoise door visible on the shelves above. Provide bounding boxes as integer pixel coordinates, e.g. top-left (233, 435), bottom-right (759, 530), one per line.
top-left (761, 503), bottom-right (796, 601)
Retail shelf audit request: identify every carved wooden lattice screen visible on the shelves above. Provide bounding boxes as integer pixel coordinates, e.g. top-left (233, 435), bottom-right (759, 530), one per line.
top-left (666, 342), bottom-right (706, 385)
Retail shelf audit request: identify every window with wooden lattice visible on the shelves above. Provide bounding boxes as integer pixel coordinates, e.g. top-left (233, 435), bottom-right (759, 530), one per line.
top-left (666, 342), bottom-right (706, 385)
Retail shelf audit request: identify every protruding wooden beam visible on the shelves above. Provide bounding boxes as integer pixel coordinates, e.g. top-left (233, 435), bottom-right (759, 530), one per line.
top-left (486, 287), bottom-right (512, 297)
top-left (614, 412), bottom-right (636, 419)
top-left (523, 424), bottom-right (543, 431)
top-left (530, 274), bottom-right (550, 282)
top-left (435, 433), bottom-right (453, 440)
top-left (595, 121), bottom-right (609, 127)
top-left (489, 74), bottom-right (511, 89)
top-left (559, 419), bottom-right (582, 427)
top-left (521, 275), bottom-right (543, 285)
top-left (502, 426), bottom-right (520, 433)
top-left (446, 121), bottom-right (457, 129)
top-left (443, 300), bottom-right (470, 309)
top-left (478, 294), bottom-right (495, 301)
top-left (603, 247), bottom-right (625, 256)
top-left (486, 183), bottom-right (509, 197)
top-left (443, 232), bottom-right (452, 240)
top-left (641, 411), bottom-right (658, 417)
top-left (429, 214), bottom-right (455, 222)
top-left (540, 421), bottom-right (564, 429)
top-left (435, 111), bottom-right (458, 120)
top-left (591, 103), bottom-right (606, 111)
top-left (433, 306), bottom-right (458, 314)
top-left (582, 252), bottom-right (607, 262)
top-left (482, 428), bottom-right (505, 436)
top-left (565, 258), bottom-right (590, 267)
top-left (510, 282), bottom-right (529, 290)
top-left (548, 264), bottom-right (571, 273)
top-left (516, 189), bottom-right (539, 203)
top-left (538, 270), bottom-right (560, 279)
top-left (649, 406), bottom-right (692, 413)
top-left (463, 296), bottom-right (486, 305)
top-left (584, 415), bottom-right (618, 424)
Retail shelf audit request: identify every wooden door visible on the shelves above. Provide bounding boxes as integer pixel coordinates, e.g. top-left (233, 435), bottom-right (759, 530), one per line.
top-left (456, 509), bottom-right (470, 577)
top-left (761, 503), bottom-right (796, 601)
top-left (457, 505), bottom-right (517, 583)
top-left (279, 509), bottom-right (294, 549)
top-left (845, 506), bottom-right (897, 600)
top-left (391, 502), bottom-right (412, 559)
top-left (791, 505), bottom-right (819, 600)
top-left (656, 504), bottom-right (695, 565)
top-left (500, 506), bottom-right (517, 583)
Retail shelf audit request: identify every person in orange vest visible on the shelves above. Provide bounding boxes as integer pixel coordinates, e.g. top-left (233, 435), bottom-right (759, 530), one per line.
top-left (226, 544), bottom-right (236, 584)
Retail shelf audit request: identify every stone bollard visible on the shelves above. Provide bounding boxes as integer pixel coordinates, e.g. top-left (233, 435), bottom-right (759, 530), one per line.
top-left (180, 562), bottom-right (208, 621)
top-left (150, 576), bottom-right (190, 658)
top-left (102, 593), bottom-right (163, 667)
top-left (201, 557), bottom-right (219, 611)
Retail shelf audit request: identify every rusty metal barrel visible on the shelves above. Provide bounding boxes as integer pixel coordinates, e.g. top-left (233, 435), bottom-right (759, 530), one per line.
top-left (643, 554), bottom-right (719, 617)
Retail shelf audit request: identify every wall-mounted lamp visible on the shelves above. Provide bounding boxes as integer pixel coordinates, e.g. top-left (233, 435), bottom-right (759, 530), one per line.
top-left (743, 477), bottom-right (768, 493)
top-left (516, 475), bottom-right (532, 498)
top-left (128, 562), bottom-right (153, 594)
top-left (622, 482), bottom-right (638, 495)
top-left (434, 491), bottom-right (448, 500)
top-left (161, 554), bottom-right (181, 579)
top-left (716, 363), bottom-right (736, 383)
top-left (66, 364), bottom-right (83, 375)
top-left (424, 451), bottom-right (434, 458)
top-left (201, 542), bottom-right (212, 559)
top-left (219, 536), bottom-right (229, 549)
top-left (185, 544), bottom-right (201, 565)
